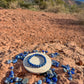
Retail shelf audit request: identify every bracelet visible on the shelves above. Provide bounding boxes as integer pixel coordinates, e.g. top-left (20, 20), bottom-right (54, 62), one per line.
top-left (27, 54), bottom-right (46, 68)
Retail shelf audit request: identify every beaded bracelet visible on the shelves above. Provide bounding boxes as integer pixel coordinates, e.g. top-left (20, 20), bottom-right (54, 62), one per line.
top-left (27, 54), bottom-right (47, 68)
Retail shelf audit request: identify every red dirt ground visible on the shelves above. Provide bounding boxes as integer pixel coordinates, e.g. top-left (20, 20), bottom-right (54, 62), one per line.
top-left (0, 9), bottom-right (84, 84)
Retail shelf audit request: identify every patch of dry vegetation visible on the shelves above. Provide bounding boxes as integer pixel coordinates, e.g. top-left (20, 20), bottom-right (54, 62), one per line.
top-left (78, 9), bottom-right (84, 24)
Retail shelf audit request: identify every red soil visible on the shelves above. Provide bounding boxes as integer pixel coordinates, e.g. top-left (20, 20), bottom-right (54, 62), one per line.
top-left (0, 9), bottom-right (84, 84)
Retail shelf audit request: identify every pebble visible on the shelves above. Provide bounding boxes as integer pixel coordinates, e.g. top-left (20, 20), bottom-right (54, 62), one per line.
top-left (37, 80), bottom-right (42, 84)
top-left (46, 77), bottom-right (51, 83)
top-left (7, 60), bottom-right (12, 64)
top-left (10, 66), bottom-right (14, 69)
top-left (14, 77), bottom-right (19, 82)
top-left (22, 78), bottom-right (29, 84)
top-left (68, 77), bottom-right (72, 81)
top-left (52, 77), bottom-right (58, 82)
top-left (12, 59), bottom-right (17, 63)
top-left (71, 70), bottom-right (75, 74)
top-left (63, 68), bottom-right (67, 72)
top-left (71, 68), bottom-right (75, 71)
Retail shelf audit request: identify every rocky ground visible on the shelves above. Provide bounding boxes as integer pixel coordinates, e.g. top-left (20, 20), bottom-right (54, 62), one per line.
top-left (0, 9), bottom-right (84, 84)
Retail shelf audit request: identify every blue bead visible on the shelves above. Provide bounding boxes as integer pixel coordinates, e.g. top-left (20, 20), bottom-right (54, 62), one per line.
top-left (53, 72), bottom-right (57, 77)
top-left (19, 53), bottom-right (23, 56)
top-left (55, 62), bottom-right (59, 67)
top-left (51, 54), bottom-right (54, 58)
top-left (18, 78), bottom-right (23, 81)
top-left (71, 68), bottom-right (75, 71)
top-left (71, 70), bottom-right (75, 74)
top-left (14, 77), bottom-right (19, 82)
top-left (15, 55), bottom-right (20, 59)
top-left (42, 50), bottom-right (45, 52)
top-left (38, 80), bottom-right (42, 84)
top-left (20, 56), bottom-right (24, 60)
top-left (52, 77), bottom-right (58, 82)
top-left (68, 77), bottom-right (72, 80)
top-left (9, 79), bottom-right (14, 83)
top-left (45, 51), bottom-right (48, 53)
top-left (46, 77), bottom-right (51, 83)
top-left (7, 60), bottom-right (12, 64)
top-left (69, 74), bottom-right (72, 78)
top-left (61, 65), bottom-right (67, 69)
top-left (35, 82), bottom-right (38, 84)
top-left (54, 53), bottom-right (59, 56)
top-left (10, 71), bottom-right (14, 75)
top-left (12, 59), bottom-right (17, 63)
top-left (51, 68), bottom-right (55, 71)
top-left (4, 79), bottom-right (9, 83)
top-left (35, 50), bottom-right (38, 52)
top-left (53, 82), bottom-right (57, 84)
top-left (22, 78), bottom-right (29, 84)
top-left (68, 70), bottom-right (72, 75)
top-left (15, 81), bottom-right (22, 84)
top-left (5, 77), bottom-right (11, 83)
top-left (9, 75), bottom-right (14, 78)
top-left (10, 66), bottom-right (14, 69)
top-left (66, 65), bottom-right (70, 70)
top-left (24, 51), bottom-right (28, 54)
top-left (48, 81), bottom-right (53, 84)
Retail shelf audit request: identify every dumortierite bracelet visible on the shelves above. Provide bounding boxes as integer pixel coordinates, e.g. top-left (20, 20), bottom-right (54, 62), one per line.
top-left (27, 54), bottom-right (46, 68)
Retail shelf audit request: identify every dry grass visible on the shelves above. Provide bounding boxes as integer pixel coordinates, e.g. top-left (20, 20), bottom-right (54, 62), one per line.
top-left (78, 10), bottom-right (84, 24)
top-left (9, 1), bottom-right (19, 9)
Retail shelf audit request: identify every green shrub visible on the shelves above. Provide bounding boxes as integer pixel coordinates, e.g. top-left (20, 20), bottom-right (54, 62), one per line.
top-left (39, 1), bottom-right (47, 9)
top-left (69, 5), bottom-right (80, 13)
top-left (0, 0), bottom-right (8, 8)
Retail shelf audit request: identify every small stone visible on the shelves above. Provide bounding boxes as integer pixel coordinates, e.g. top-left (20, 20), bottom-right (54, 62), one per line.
top-left (42, 50), bottom-right (45, 53)
top-left (52, 77), bottom-right (58, 82)
top-left (14, 77), bottom-right (19, 82)
top-left (12, 59), bottom-right (17, 63)
top-left (7, 60), bottom-right (12, 64)
top-left (66, 65), bottom-right (70, 70)
top-left (68, 70), bottom-right (72, 75)
top-left (76, 60), bottom-right (83, 66)
top-left (71, 70), bottom-right (75, 74)
top-left (54, 52), bottom-right (59, 56)
top-left (9, 79), bottom-right (14, 83)
top-left (10, 66), bottom-right (14, 69)
top-left (68, 77), bottom-right (72, 81)
top-left (45, 51), bottom-right (48, 53)
top-left (43, 78), bottom-right (46, 82)
top-left (46, 77), bottom-right (51, 83)
top-left (50, 68), bottom-right (55, 72)
top-left (4, 77), bottom-right (10, 84)
top-left (63, 68), bottom-right (67, 72)
top-left (71, 68), bottom-right (75, 71)
top-left (22, 78), bottom-right (28, 84)
top-left (10, 71), bottom-right (14, 75)
top-left (38, 80), bottom-right (42, 84)
top-left (61, 65), bottom-right (67, 69)
top-left (15, 55), bottom-right (20, 59)
top-left (9, 75), bottom-right (14, 78)
top-left (35, 82), bottom-right (38, 84)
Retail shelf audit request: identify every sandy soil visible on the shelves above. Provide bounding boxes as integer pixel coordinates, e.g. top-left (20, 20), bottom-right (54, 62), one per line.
top-left (0, 9), bottom-right (84, 84)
